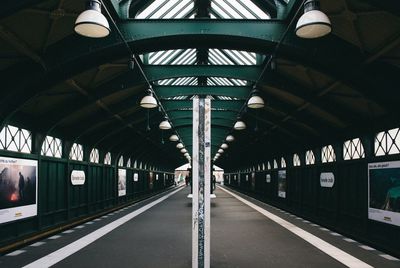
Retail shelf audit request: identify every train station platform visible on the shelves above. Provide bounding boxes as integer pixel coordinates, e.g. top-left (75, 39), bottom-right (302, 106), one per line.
top-left (1, 186), bottom-right (398, 268)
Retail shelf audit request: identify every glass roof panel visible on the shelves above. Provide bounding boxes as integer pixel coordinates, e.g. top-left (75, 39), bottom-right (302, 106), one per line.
top-left (209, 49), bottom-right (256, 65)
top-left (137, 0), bottom-right (195, 19)
top-left (156, 77), bottom-right (198, 86)
top-left (136, 0), bottom-right (270, 19)
top-left (147, 49), bottom-right (197, 65)
top-left (210, 0), bottom-right (270, 19)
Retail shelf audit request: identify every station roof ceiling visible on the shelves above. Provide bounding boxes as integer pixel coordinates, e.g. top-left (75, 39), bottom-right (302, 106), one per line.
top-left (0, 0), bottom-right (399, 169)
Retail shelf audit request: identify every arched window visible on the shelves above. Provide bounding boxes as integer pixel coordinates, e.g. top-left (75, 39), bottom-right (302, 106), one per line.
top-left (127, 158), bottom-right (131, 168)
top-left (89, 148), bottom-right (99, 163)
top-left (118, 156), bottom-right (124, 167)
top-left (0, 125), bottom-right (32, 153)
top-left (267, 161), bottom-right (271, 170)
top-left (305, 150), bottom-right (315, 165)
top-left (344, 138), bottom-right (365, 160)
top-left (375, 128), bottom-right (400, 156)
top-left (104, 152), bottom-right (112, 165)
top-left (293, 154), bottom-right (301, 167)
top-left (281, 157), bottom-right (286, 168)
top-left (41, 135), bottom-right (62, 158)
top-left (322, 145), bottom-right (336, 163)
top-left (273, 159), bottom-right (278, 169)
top-left (69, 143), bottom-right (83, 161)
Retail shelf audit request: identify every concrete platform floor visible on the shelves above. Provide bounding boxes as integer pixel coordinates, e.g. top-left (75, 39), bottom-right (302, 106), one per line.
top-left (0, 185), bottom-right (399, 268)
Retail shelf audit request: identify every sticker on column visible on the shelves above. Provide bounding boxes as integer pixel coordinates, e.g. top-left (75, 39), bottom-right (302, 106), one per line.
top-left (320, 172), bottom-right (335, 188)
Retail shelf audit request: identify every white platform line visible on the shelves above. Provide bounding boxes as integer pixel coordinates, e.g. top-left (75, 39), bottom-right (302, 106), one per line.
top-left (359, 245), bottom-right (375, 251)
top-left (219, 187), bottom-right (373, 268)
top-left (23, 187), bottom-right (183, 268)
top-left (6, 250), bottom-right (26, 256)
top-left (330, 232), bottom-right (342, 237)
top-left (343, 238), bottom-right (356, 243)
top-left (31, 242), bottom-right (46, 247)
top-left (380, 254), bottom-right (399, 261)
top-left (62, 230), bottom-right (74, 234)
top-left (48, 235), bottom-right (61, 240)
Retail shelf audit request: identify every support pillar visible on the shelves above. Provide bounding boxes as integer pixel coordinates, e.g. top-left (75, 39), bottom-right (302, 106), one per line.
top-left (192, 97), bottom-right (211, 268)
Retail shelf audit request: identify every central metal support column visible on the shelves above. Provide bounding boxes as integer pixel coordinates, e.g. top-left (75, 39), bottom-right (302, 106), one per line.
top-left (192, 97), bottom-right (211, 268)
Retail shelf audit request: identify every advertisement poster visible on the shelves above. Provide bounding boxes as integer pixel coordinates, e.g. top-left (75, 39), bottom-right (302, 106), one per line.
top-left (266, 174), bottom-right (271, 183)
top-left (149, 172), bottom-right (154, 190)
top-left (118, 169), bottom-right (126, 197)
top-left (251, 172), bottom-right (256, 190)
top-left (368, 161), bottom-right (400, 226)
top-left (278, 170), bottom-right (286, 198)
top-left (0, 157), bottom-right (38, 224)
top-left (133, 173), bottom-right (138, 182)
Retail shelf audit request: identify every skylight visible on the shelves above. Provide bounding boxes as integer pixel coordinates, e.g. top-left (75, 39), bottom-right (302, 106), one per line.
top-left (207, 77), bottom-right (248, 86)
top-left (209, 49), bottom-right (257, 65)
top-left (136, 0), bottom-right (270, 19)
top-left (210, 0), bottom-right (270, 19)
top-left (136, 0), bottom-right (195, 19)
top-left (148, 49), bottom-right (197, 65)
top-left (157, 77), bottom-right (198, 86)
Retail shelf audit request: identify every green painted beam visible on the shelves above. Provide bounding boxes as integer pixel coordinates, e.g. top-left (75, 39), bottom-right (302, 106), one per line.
top-left (154, 86), bottom-right (251, 99)
top-left (162, 100), bottom-right (244, 111)
top-left (167, 110), bottom-right (238, 119)
top-left (173, 118), bottom-right (234, 128)
top-left (145, 65), bottom-right (260, 82)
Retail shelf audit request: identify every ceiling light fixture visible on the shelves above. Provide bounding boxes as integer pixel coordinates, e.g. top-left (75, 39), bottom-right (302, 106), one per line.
top-left (226, 135), bottom-right (235, 142)
top-left (159, 118), bottom-right (171, 130)
top-left (169, 135), bottom-right (179, 142)
top-left (176, 143), bottom-right (184, 149)
top-left (74, 0), bottom-right (110, 38)
top-left (140, 88), bottom-right (158, 109)
top-left (295, 0), bottom-right (331, 39)
top-left (247, 88), bottom-right (265, 109)
top-left (234, 120), bottom-right (246, 130)
top-left (221, 143), bottom-right (228, 149)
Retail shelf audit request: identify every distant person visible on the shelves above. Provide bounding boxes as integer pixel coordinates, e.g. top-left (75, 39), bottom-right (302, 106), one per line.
top-left (18, 172), bottom-right (25, 201)
top-left (212, 174), bottom-right (216, 191)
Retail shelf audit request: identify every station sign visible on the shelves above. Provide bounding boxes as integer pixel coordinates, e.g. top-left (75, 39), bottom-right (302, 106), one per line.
top-left (320, 172), bottom-right (335, 188)
top-left (71, 170), bottom-right (85, 185)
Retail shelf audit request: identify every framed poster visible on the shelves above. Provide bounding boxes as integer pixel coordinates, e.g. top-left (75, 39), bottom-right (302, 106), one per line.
top-left (251, 172), bottom-right (256, 190)
top-left (0, 157), bottom-right (38, 224)
top-left (278, 170), bottom-right (286, 198)
top-left (118, 169), bottom-right (126, 197)
top-left (133, 173), bottom-right (138, 182)
top-left (368, 161), bottom-right (400, 226)
top-left (266, 174), bottom-right (271, 183)
top-left (149, 172), bottom-right (154, 190)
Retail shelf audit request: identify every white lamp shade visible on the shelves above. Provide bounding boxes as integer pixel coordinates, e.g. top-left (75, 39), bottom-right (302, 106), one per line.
top-left (216, 153), bottom-right (220, 157)
top-left (221, 143), bottom-right (228, 149)
top-left (234, 121), bottom-right (246, 130)
top-left (247, 95), bottom-right (265, 109)
top-left (169, 135), bottom-right (179, 141)
top-left (74, 1), bottom-right (110, 38)
top-left (159, 120), bottom-right (171, 130)
top-left (181, 149), bottom-right (187, 153)
top-left (218, 149), bottom-right (224, 154)
top-left (176, 143), bottom-right (184, 149)
top-left (296, 10), bottom-right (331, 39)
top-left (184, 153), bottom-right (189, 157)
top-left (226, 135), bottom-right (235, 142)
top-left (140, 94), bottom-right (158, 108)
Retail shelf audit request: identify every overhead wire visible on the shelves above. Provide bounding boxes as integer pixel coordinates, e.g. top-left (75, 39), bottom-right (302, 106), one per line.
top-left (99, 0), bottom-right (188, 157)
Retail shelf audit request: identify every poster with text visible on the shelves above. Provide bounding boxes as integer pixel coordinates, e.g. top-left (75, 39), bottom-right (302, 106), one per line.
top-left (0, 157), bottom-right (38, 224)
top-left (133, 173), bottom-right (138, 182)
top-left (149, 172), bottom-right (154, 190)
top-left (368, 161), bottom-right (400, 226)
top-left (251, 172), bottom-right (256, 190)
top-left (278, 170), bottom-right (286, 198)
top-left (118, 169), bottom-right (126, 197)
